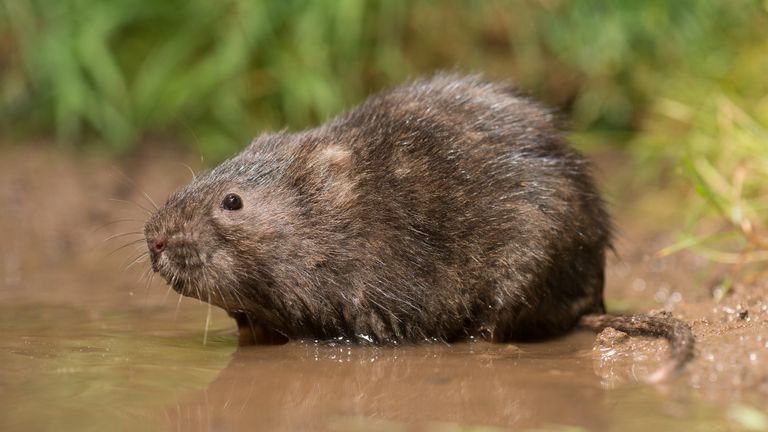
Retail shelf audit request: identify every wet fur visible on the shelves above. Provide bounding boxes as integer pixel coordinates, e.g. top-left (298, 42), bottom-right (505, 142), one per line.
top-left (144, 75), bottom-right (692, 376)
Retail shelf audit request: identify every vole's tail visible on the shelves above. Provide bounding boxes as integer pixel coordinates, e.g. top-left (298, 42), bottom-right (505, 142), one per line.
top-left (579, 313), bottom-right (695, 384)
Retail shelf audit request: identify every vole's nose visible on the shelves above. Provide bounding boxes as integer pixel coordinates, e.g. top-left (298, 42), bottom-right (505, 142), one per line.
top-left (151, 238), bottom-right (166, 254)
top-left (147, 235), bottom-right (168, 268)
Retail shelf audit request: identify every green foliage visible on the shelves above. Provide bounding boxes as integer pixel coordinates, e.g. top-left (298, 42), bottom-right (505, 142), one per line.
top-left (533, 1), bottom-right (761, 129)
top-left (3, 1), bottom-right (763, 152)
top-left (623, 2), bottom-right (768, 270)
top-left (1, 0), bottom-right (414, 157)
top-left (1, 0), bottom-right (767, 266)
top-left (653, 94), bottom-right (768, 269)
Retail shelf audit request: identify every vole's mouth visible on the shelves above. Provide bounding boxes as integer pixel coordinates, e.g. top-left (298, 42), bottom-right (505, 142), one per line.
top-left (151, 259), bottom-right (288, 346)
top-left (152, 266), bottom-right (195, 297)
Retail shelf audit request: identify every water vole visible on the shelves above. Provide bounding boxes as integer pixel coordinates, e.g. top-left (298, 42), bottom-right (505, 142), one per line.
top-left (143, 74), bottom-right (693, 381)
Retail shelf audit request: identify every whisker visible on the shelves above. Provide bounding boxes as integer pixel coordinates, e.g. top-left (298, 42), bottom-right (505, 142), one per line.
top-left (142, 191), bottom-right (159, 211)
top-left (203, 293), bottom-right (212, 346)
top-left (144, 274), bottom-right (156, 305)
top-left (108, 238), bottom-right (147, 256)
top-left (195, 280), bottom-right (203, 309)
top-left (120, 247), bottom-right (147, 271)
top-left (124, 252), bottom-right (149, 271)
top-left (138, 267), bottom-right (148, 283)
top-left (174, 162), bottom-right (197, 180)
top-left (210, 291), bottom-right (232, 340)
top-left (108, 167), bottom-right (161, 212)
top-left (92, 219), bottom-right (141, 233)
top-left (108, 198), bottom-right (153, 216)
top-left (139, 265), bottom-right (153, 283)
top-left (140, 266), bottom-right (153, 303)
top-left (230, 284), bottom-right (246, 309)
top-left (174, 292), bottom-right (184, 320)
top-left (104, 231), bottom-right (144, 242)
top-left (214, 285), bottom-right (229, 311)
top-left (173, 115), bottom-right (202, 156)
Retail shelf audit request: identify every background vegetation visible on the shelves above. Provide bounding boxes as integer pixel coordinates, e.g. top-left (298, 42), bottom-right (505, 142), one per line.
top-left (1, 0), bottom-right (767, 270)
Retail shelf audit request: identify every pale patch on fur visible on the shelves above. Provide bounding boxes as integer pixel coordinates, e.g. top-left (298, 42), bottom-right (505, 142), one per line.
top-left (318, 145), bottom-right (352, 169)
top-left (314, 145), bottom-right (358, 209)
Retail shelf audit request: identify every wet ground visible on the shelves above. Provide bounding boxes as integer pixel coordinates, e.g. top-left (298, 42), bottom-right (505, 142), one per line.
top-left (1, 145), bottom-right (766, 431)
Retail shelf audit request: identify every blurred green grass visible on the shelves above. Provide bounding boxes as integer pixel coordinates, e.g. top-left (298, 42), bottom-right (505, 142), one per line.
top-left (1, 0), bottom-right (767, 268)
top-left (2, 1), bottom-right (763, 152)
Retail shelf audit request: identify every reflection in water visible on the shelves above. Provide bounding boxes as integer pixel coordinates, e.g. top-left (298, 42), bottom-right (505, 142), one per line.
top-left (166, 334), bottom-right (609, 431)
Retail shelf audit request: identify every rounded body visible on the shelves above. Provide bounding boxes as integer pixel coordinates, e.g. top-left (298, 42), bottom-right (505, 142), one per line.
top-left (145, 75), bottom-right (611, 343)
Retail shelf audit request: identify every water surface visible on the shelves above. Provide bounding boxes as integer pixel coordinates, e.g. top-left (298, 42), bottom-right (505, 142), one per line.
top-left (0, 302), bottom-right (746, 432)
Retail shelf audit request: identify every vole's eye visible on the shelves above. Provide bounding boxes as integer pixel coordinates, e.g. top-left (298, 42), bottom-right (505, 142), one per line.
top-left (222, 193), bottom-right (243, 211)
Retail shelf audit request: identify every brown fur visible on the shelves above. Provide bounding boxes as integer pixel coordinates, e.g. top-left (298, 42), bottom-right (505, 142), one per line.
top-left (144, 74), bottom-right (693, 379)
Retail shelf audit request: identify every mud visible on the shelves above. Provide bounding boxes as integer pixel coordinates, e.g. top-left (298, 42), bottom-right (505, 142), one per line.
top-left (0, 144), bottom-right (766, 431)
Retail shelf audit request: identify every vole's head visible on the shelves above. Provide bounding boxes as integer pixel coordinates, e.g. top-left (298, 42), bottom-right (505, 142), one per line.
top-left (144, 131), bottom-right (357, 342)
top-left (143, 136), bottom-right (299, 313)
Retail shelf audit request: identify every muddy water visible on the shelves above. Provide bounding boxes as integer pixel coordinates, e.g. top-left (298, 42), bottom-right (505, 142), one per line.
top-left (1, 147), bottom-right (766, 431)
top-left (0, 304), bottom-right (735, 432)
